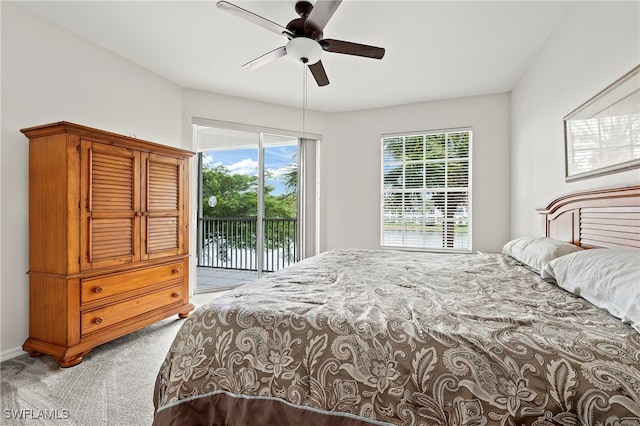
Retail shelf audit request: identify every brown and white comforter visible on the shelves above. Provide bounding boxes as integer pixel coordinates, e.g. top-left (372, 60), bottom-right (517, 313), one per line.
top-left (153, 249), bottom-right (640, 425)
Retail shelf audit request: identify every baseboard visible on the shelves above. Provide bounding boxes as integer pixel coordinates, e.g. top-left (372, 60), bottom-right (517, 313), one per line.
top-left (1, 346), bottom-right (26, 363)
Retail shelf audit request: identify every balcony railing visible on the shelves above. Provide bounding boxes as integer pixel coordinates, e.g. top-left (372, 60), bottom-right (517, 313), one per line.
top-left (197, 217), bottom-right (297, 272)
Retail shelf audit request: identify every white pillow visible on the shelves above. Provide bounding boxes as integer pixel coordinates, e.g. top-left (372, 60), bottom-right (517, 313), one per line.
top-left (541, 249), bottom-right (640, 332)
top-left (502, 236), bottom-right (583, 273)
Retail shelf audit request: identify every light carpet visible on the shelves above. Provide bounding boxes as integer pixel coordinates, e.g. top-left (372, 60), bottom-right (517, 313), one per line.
top-left (1, 291), bottom-right (227, 426)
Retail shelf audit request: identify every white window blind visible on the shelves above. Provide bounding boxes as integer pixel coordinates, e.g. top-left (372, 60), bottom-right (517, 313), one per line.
top-left (381, 129), bottom-right (472, 251)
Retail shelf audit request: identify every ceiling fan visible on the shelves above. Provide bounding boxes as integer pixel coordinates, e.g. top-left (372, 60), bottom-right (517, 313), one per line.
top-left (217, 0), bottom-right (385, 86)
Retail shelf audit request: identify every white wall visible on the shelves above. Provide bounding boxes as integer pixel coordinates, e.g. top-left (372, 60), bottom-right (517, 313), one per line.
top-left (321, 93), bottom-right (511, 253)
top-left (511, 1), bottom-right (640, 237)
top-left (183, 90), bottom-right (511, 254)
top-left (0, 2), bottom-right (184, 360)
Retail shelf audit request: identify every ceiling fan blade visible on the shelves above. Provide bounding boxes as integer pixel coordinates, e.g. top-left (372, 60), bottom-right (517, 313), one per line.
top-left (242, 46), bottom-right (287, 70)
top-left (217, 1), bottom-right (293, 38)
top-left (308, 60), bottom-right (329, 86)
top-left (305, 0), bottom-right (342, 33)
top-left (320, 39), bottom-right (385, 59)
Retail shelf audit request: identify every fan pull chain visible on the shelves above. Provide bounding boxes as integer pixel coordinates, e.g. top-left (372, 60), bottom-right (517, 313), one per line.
top-left (302, 63), bottom-right (307, 141)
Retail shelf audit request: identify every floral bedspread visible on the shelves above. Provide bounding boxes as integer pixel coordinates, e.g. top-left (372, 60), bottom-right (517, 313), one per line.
top-left (153, 249), bottom-right (640, 426)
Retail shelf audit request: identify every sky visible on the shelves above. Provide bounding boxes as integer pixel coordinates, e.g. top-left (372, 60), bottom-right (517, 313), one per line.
top-left (203, 144), bottom-right (297, 195)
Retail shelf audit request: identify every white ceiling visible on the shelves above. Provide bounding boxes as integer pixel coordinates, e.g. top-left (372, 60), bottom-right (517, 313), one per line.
top-left (17, 0), bottom-right (572, 113)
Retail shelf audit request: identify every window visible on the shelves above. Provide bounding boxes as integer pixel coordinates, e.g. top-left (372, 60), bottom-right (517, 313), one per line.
top-left (381, 129), bottom-right (471, 251)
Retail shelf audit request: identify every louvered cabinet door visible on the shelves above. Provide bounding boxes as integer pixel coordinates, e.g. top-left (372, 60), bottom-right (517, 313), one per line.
top-left (141, 153), bottom-right (186, 260)
top-left (80, 140), bottom-right (141, 270)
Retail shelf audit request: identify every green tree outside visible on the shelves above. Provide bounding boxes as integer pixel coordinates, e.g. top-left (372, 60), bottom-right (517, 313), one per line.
top-left (199, 160), bottom-right (298, 268)
top-left (201, 165), bottom-right (296, 219)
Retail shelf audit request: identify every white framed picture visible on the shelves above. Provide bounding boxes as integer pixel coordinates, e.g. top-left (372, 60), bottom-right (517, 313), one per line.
top-left (564, 65), bottom-right (640, 181)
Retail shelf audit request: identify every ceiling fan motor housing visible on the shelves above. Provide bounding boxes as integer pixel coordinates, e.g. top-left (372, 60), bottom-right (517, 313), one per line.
top-left (286, 16), bottom-right (323, 40)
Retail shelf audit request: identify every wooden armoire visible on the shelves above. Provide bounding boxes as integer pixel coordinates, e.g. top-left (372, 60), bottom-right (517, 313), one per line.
top-left (22, 122), bottom-right (194, 367)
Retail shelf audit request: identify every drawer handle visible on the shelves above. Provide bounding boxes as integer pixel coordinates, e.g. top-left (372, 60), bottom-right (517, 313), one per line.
top-left (172, 269), bottom-right (180, 274)
top-left (93, 317), bottom-right (103, 325)
top-left (172, 292), bottom-right (181, 298)
top-left (94, 286), bottom-right (103, 294)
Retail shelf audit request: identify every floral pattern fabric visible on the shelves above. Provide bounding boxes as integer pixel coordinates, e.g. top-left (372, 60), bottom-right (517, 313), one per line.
top-left (154, 249), bottom-right (640, 426)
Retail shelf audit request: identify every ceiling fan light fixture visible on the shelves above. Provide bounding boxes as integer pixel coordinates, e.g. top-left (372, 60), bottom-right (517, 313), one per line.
top-left (286, 37), bottom-right (322, 65)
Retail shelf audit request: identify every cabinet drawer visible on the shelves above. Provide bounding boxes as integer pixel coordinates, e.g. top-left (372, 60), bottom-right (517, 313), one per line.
top-left (82, 285), bottom-right (184, 335)
top-left (81, 262), bottom-right (183, 304)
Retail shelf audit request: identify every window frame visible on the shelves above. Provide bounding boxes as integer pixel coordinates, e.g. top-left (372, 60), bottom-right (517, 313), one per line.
top-left (380, 127), bottom-right (472, 253)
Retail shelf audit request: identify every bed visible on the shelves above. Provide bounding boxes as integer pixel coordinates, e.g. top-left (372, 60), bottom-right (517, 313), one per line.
top-left (153, 185), bottom-right (640, 426)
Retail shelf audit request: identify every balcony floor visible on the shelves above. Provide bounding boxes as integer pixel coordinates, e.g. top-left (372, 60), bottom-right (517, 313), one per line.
top-left (195, 267), bottom-right (259, 293)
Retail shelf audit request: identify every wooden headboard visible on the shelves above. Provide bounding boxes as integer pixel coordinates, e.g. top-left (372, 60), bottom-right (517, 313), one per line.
top-left (537, 185), bottom-right (640, 249)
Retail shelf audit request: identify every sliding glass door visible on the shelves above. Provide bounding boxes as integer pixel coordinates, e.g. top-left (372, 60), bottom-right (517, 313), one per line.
top-left (195, 125), bottom-right (300, 292)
